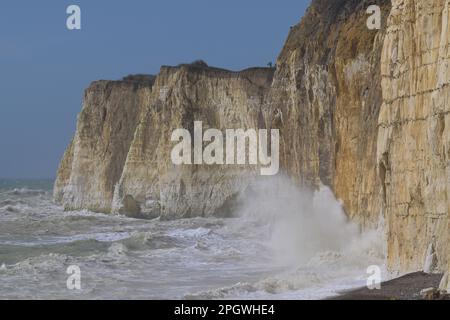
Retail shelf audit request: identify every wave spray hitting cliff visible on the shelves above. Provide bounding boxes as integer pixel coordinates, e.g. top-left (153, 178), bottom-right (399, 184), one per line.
top-left (187, 177), bottom-right (387, 299)
top-left (0, 179), bottom-right (385, 299)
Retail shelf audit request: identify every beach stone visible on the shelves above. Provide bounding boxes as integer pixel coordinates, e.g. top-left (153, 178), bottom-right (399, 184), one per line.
top-left (420, 288), bottom-right (439, 300)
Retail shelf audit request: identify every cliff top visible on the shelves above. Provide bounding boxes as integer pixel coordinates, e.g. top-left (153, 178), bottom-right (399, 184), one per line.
top-left (278, 0), bottom-right (390, 63)
top-left (160, 60), bottom-right (275, 87)
top-left (87, 60), bottom-right (275, 91)
top-left (122, 74), bottom-right (157, 85)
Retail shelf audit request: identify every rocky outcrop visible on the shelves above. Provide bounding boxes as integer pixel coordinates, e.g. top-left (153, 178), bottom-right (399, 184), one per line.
top-left (55, 0), bottom-right (450, 280)
top-left (55, 64), bottom-right (274, 218)
top-left (54, 76), bottom-right (155, 212)
top-left (112, 65), bottom-right (274, 219)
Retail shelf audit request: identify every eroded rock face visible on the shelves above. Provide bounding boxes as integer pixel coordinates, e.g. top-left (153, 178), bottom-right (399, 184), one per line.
top-left (55, 65), bottom-right (274, 218)
top-left (266, 0), bottom-right (391, 229)
top-left (112, 65), bottom-right (274, 219)
top-left (54, 77), bottom-right (154, 212)
top-left (378, 0), bottom-right (450, 273)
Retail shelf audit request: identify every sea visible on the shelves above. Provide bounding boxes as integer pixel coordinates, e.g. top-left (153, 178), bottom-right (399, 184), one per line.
top-left (0, 178), bottom-right (385, 299)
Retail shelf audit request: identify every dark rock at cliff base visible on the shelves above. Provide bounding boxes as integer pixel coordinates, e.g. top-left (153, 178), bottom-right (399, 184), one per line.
top-left (332, 272), bottom-right (448, 300)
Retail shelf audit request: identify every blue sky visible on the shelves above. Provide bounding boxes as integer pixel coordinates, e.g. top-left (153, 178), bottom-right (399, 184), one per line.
top-left (0, 0), bottom-right (309, 179)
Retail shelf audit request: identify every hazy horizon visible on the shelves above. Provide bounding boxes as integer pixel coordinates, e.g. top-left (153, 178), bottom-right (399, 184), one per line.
top-left (0, 0), bottom-right (309, 179)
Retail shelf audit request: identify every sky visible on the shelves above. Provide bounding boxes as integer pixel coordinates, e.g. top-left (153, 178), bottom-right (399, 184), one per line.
top-left (0, 0), bottom-right (309, 179)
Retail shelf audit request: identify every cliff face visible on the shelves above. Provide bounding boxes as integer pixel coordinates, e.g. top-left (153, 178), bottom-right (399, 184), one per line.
top-left (112, 65), bottom-right (274, 219)
top-left (266, 0), bottom-right (390, 228)
top-left (378, 0), bottom-right (450, 274)
top-left (55, 0), bottom-right (450, 277)
top-left (54, 77), bottom-right (154, 212)
top-left (55, 64), bottom-right (274, 218)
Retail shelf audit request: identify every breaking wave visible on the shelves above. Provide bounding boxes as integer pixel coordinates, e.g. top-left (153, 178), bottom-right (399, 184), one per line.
top-left (0, 178), bottom-right (385, 299)
top-left (183, 177), bottom-right (386, 299)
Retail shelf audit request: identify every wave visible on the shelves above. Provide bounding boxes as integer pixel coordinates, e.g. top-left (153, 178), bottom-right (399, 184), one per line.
top-left (184, 177), bottom-right (386, 299)
top-left (0, 177), bottom-right (386, 299)
top-left (185, 282), bottom-right (257, 300)
top-left (3, 253), bottom-right (72, 274)
top-left (0, 188), bottom-right (47, 197)
top-left (0, 199), bottom-right (27, 206)
top-left (0, 205), bottom-right (23, 213)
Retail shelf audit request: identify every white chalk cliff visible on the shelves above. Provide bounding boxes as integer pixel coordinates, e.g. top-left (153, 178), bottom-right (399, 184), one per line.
top-left (54, 0), bottom-right (450, 282)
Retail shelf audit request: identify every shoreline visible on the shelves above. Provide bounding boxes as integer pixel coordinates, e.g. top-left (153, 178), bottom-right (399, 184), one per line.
top-left (331, 272), bottom-right (448, 300)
